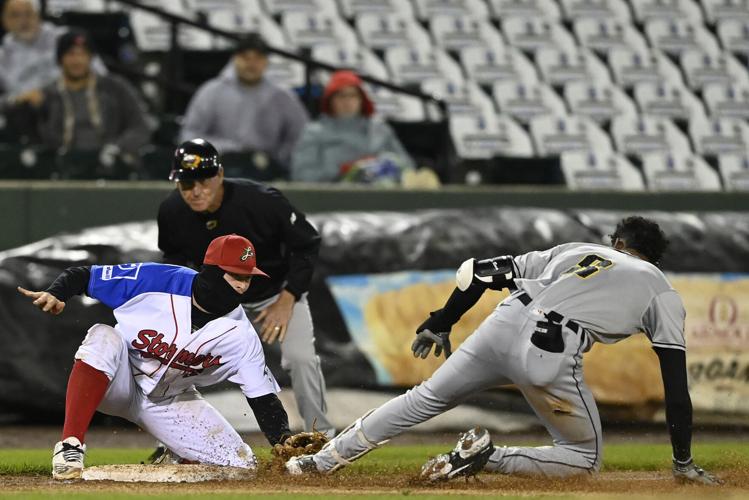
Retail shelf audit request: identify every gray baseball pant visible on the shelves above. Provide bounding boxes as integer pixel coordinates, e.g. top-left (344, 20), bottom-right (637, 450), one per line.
top-left (245, 293), bottom-right (333, 434)
top-left (313, 294), bottom-right (602, 477)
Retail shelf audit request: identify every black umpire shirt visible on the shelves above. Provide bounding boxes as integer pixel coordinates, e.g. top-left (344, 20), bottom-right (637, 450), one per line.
top-left (157, 178), bottom-right (320, 303)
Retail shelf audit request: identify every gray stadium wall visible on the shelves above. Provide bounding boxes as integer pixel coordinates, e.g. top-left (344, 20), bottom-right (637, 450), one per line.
top-left (1, 180), bottom-right (747, 251)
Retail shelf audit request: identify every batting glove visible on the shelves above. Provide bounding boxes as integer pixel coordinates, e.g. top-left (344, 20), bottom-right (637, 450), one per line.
top-left (672, 458), bottom-right (723, 485)
top-left (412, 329), bottom-right (452, 359)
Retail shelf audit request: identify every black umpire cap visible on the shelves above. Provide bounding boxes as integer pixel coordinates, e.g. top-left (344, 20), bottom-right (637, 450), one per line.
top-left (170, 138), bottom-right (222, 181)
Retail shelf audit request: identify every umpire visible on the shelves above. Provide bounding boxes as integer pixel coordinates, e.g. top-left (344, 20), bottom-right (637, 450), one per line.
top-left (157, 138), bottom-right (333, 435)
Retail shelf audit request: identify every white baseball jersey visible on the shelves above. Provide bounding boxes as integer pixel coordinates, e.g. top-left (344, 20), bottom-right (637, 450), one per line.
top-left (87, 263), bottom-right (279, 399)
top-left (512, 242), bottom-right (686, 351)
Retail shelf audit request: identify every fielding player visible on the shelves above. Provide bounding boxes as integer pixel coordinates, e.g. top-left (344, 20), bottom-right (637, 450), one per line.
top-left (19, 235), bottom-right (294, 480)
top-left (157, 138), bottom-right (333, 436)
top-left (287, 216), bottom-right (721, 486)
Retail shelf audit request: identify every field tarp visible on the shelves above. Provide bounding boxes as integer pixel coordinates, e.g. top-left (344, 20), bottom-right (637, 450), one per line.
top-left (1, 208), bottom-right (747, 421)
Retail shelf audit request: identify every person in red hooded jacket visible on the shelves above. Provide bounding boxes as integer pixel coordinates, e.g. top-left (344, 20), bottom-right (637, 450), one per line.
top-left (290, 70), bottom-right (413, 183)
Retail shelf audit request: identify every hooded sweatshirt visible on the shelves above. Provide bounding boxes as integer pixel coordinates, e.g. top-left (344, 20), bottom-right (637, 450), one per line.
top-left (290, 71), bottom-right (413, 183)
top-left (179, 64), bottom-right (309, 168)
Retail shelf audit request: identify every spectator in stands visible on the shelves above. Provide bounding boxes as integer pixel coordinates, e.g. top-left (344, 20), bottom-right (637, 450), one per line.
top-left (179, 33), bottom-right (308, 172)
top-left (0, 0), bottom-right (61, 111)
top-left (291, 70), bottom-right (413, 183)
top-left (33, 29), bottom-right (149, 164)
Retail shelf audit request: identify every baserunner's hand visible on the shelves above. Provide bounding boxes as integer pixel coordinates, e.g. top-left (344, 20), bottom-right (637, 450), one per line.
top-left (412, 329), bottom-right (452, 359)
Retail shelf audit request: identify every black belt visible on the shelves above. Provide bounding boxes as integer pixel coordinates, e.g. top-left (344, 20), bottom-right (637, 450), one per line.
top-left (516, 292), bottom-right (582, 334)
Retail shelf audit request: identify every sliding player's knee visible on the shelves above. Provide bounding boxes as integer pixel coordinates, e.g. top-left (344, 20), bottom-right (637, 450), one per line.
top-left (74, 324), bottom-right (125, 376)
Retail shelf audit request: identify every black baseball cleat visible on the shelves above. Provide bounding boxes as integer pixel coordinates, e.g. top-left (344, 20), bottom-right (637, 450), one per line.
top-left (420, 427), bottom-right (494, 482)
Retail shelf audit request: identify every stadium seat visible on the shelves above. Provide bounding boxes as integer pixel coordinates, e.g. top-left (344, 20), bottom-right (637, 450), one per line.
top-left (630, 0), bottom-right (704, 24)
top-left (680, 49), bottom-right (749, 91)
top-left (529, 114), bottom-right (613, 156)
top-left (450, 114), bottom-right (534, 159)
top-left (560, 151), bottom-right (645, 190)
top-left (130, 8), bottom-right (214, 51)
top-left (365, 85), bottom-right (428, 121)
top-left (703, 83), bottom-right (749, 121)
top-left (338, 0), bottom-right (414, 19)
top-left (645, 19), bottom-right (721, 57)
top-left (488, 0), bottom-right (562, 21)
top-left (608, 48), bottom-right (684, 89)
top-left (610, 115), bottom-right (692, 158)
top-left (718, 153), bottom-right (749, 190)
top-left (493, 81), bottom-right (567, 124)
top-left (429, 15), bottom-right (504, 51)
top-left (502, 17), bottom-right (577, 53)
top-left (356, 13), bottom-right (431, 50)
top-left (132, 0), bottom-right (192, 15)
top-left (261, 0), bottom-right (338, 16)
top-left (535, 47), bottom-right (612, 87)
top-left (641, 151), bottom-right (722, 191)
top-left (312, 45), bottom-right (390, 81)
top-left (209, 11), bottom-right (289, 49)
top-left (559, 0), bottom-right (632, 21)
top-left (460, 46), bottom-right (539, 86)
top-left (265, 55), bottom-right (306, 88)
top-left (573, 18), bottom-right (649, 55)
top-left (183, 0), bottom-right (254, 15)
top-left (634, 81), bottom-right (706, 122)
top-left (46, 0), bottom-right (106, 14)
top-left (412, 0), bottom-right (490, 21)
top-left (421, 79), bottom-right (496, 118)
top-left (563, 81), bottom-right (638, 125)
top-left (689, 115), bottom-right (749, 157)
top-left (702, 0), bottom-right (749, 25)
top-left (717, 20), bottom-right (749, 57)
top-left (282, 12), bottom-right (359, 49)
top-left (385, 47), bottom-right (464, 86)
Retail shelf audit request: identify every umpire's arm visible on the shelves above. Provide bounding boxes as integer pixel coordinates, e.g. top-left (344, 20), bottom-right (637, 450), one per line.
top-left (273, 191), bottom-right (320, 300)
top-left (654, 347), bottom-right (692, 462)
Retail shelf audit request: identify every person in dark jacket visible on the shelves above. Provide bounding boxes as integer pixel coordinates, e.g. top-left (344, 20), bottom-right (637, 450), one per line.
top-left (157, 138), bottom-right (333, 435)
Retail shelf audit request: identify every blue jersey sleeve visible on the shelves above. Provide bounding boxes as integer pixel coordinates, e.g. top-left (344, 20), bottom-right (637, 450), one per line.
top-left (87, 263), bottom-right (196, 309)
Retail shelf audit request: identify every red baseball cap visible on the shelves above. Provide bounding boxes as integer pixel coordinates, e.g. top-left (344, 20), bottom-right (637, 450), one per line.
top-left (203, 234), bottom-right (269, 277)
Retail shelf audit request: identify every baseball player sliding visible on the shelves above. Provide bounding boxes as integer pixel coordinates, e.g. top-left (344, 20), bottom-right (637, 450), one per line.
top-left (18, 234), bottom-right (295, 480)
top-left (287, 216), bottom-right (721, 486)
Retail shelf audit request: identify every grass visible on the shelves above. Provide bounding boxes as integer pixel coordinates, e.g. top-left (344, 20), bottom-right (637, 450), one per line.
top-left (2, 443), bottom-right (748, 499)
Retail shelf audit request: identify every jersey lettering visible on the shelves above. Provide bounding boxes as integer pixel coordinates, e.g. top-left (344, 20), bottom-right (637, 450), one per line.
top-left (563, 254), bottom-right (614, 279)
top-left (131, 329), bottom-right (223, 376)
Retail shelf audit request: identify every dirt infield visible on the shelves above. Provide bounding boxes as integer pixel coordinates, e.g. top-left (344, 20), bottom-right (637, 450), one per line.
top-left (2, 467), bottom-right (746, 497)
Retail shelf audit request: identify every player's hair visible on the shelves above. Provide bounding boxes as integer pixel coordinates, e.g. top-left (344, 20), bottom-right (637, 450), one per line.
top-left (609, 216), bottom-right (669, 264)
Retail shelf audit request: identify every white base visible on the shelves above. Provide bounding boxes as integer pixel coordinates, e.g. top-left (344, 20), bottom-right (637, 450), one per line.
top-left (81, 464), bottom-right (255, 483)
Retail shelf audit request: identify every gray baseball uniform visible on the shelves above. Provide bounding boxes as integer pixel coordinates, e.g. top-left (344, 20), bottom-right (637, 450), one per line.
top-left (312, 242), bottom-right (686, 477)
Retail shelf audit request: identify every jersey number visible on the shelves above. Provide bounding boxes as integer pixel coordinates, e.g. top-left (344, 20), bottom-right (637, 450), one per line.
top-left (564, 254), bottom-right (613, 279)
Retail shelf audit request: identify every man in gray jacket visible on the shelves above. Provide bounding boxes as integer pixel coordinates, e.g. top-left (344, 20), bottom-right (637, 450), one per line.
top-left (178, 34), bottom-right (308, 171)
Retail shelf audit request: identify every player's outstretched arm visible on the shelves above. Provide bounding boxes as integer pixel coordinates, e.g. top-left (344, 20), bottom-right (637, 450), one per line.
top-left (17, 266), bottom-right (92, 316)
top-left (655, 347), bottom-right (722, 486)
top-left (17, 287), bottom-right (66, 315)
